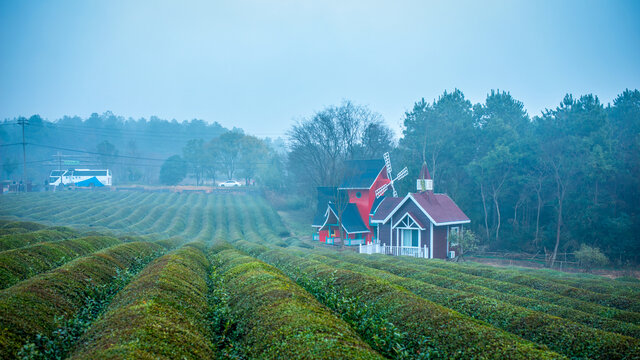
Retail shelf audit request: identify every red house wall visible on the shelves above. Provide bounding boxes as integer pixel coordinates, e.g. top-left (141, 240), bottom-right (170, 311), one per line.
top-left (346, 170), bottom-right (390, 241)
top-left (319, 230), bottom-right (328, 243)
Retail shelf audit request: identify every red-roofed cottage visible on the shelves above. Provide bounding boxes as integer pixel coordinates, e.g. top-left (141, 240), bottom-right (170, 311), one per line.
top-left (369, 162), bottom-right (470, 259)
top-left (313, 159), bottom-right (470, 259)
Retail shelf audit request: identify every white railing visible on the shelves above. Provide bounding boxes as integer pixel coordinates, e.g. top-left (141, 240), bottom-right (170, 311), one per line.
top-left (359, 244), bottom-right (429, 258)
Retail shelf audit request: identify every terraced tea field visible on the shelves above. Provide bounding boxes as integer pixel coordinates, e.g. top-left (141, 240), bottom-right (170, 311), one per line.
top-left (1, 191), bottom-right (639, 359)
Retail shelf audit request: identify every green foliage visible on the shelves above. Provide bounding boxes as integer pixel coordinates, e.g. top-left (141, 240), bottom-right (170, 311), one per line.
top-left (212, 246), bottom-right (384, 359)
top-left (236, 241), bottom-right (563, 359)
top-left (96, 140), bottom-right (119, 169)
top-left (0, 235), bottom-right (122, 289)
top-left (0, 227), bottom-right (79, 251)
top-left (0, 241), bottom-right (163, 359)
top-left (68, 244), bottom-right (216, 359)
top-left (0, 221), bottom-right (47, 232)
top-left (363, 253), bottom-right (640, 322)
top-left (159, 155), bottom-right (187, 185)
top-left (575, 244), bottom-right (609, 272)
top-left (312, 250), bottom-right (640, 358)
top-left (449, 229), bottom-right (479, 259)
top-left (3, 191), bottom-right (640, 358)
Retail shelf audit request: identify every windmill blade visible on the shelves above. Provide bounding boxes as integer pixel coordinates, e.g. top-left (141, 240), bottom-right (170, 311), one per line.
top-left (395, 167), bottom-right (408, 181)
top-left (375, 182), bottom-right (390, 198)
top-left (390, 180), bottom-right (398, 197)
top-left (383, 152), bottom-right (392, 177)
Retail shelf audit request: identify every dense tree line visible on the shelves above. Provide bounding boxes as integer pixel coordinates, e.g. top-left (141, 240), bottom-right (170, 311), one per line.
top-left (0, 112), bottom-right (289, 186)
top-left (392, 89), bottom-right (640, 264)
top-left (2, 90), bottom-right (638, 263)
top-left (284, 91), bottom-right (639, 264)
top-left (0, 112), bottom-right (229, 183)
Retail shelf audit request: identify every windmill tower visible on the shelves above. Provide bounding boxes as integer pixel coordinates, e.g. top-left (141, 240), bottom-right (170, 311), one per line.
top-left (417, 161), bottom-right (433, 192)
top-left (375, 152), bottom-right (408, 198)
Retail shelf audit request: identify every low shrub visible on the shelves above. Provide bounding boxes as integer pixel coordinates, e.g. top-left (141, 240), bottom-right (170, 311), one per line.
top-left (0, 221), bottom-right (47, 232)
top-left (212, 246), bottom-right (383, 359)
top-left (318, 250), bottom-right (640, 338)
top-left (307, 251), bottom-right (640, 359)
top-left (0, 227), bottom-right (79, 251)
top-left (0, 236), bottom-right (122, 289)
top-left (235, 241), bottom-right (564, 360)
top-left (69, 244), bottom-right (217, 359)
top-left (377, 254), bottom-right (640, 324)
top-left (0, 241), bottom-right (164, 359)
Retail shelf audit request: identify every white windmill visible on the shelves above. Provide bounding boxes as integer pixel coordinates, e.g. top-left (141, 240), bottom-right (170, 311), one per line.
top-left (374, 152), bottom-right (408, 198)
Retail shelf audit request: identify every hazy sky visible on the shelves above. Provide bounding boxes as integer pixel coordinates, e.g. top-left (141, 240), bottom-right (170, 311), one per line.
top-left (1, 0), bottom-right (638, 138)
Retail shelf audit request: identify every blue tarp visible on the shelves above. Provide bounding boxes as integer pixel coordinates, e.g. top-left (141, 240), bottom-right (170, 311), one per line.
top-left (75, 176), bottom-right (104, 187)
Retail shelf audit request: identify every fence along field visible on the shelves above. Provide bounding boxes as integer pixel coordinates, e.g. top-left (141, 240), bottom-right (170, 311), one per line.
top-left (1, 191), bottom-right (640, 359)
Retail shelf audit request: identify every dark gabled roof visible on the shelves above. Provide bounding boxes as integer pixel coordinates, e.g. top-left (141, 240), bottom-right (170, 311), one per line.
top-left (371, 197), bottom-right (403, 222)
top-left (338, 159), bottom-right (385, 190)
top-left (369, 195), bottom-right (386, 215)
top-left (411, 192), bottom-right (470, 225)
top-left (341, 203), bottom-right (369, 233)
top-left (315, 202), bottom-right (370, 234)
top-left (313, 187), bottom-right (338, 227)
top-left (312, 210), bottom-right (326, 227)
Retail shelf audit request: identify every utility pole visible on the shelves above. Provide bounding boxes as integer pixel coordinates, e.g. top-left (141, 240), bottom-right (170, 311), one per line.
top-left (17, 117), bottom-right (28, 191)
top-left (54, 151), bottom-right (62, 170)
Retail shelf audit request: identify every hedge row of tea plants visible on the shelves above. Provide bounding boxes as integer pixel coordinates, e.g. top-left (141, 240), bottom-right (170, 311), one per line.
top-left (372, 254), bottom-right (640, 325)
top-left (302, 251), bottom-right (640, 359)
top-left (394, 256), bottom-right (640, 313)
top-left (211, 246), bottom-right (384, 359)
top-left (235, 241), bottom-right (564, 360)
top-left (0, 226), bottom-right (79, 251)
top-left (0, 220), bottom-right (47, 232)
top-left (69, 243), bottom-right (218, 359)
top-left (314, 249), bottom-right (640, 338)
top-left (127, 193), bottom-right (177, 233)
top-left (518, 267), bottom-right (640, 299)
top-left (0, 241), bottom-right (164, 359)
top-left (0, 235), bottom-right (122, 289)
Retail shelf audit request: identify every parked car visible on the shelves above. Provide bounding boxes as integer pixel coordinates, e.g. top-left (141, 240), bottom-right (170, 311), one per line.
top-left (219, 180), bottom-right (241, 187)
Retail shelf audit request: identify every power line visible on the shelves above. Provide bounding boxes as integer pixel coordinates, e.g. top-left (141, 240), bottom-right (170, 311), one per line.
top-left (24, 142), bottom-right (278, 166)
top-left (27, 143), bottom-right (167, 162)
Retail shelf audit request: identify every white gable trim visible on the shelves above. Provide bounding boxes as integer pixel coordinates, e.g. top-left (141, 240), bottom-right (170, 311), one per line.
top-left (392, 212), bottom-right (425, 230)
top-left (319, 204), bottom-right (339, 230)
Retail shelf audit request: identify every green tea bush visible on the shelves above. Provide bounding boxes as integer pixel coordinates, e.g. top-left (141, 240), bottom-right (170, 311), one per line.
top-left (0, 227), bottom-right (79, 251)
top-left (0, 221), bottom-right (47, 232)
top-left (235, 241), bottom-right (564, 360)
top-left (0, 241), bottom-right (163, 359)
top-left (306, 251), bottom-right (640, 359)
top-left (69, 244), bottom-right (217, 359)
top-left (379, 255), bottom-right (640, 323)
top-left (0, 236), bottom-right (122, 289)
top-left (319, 250), bottom-right (640, 338)
top-left (213, 247), bottom-right (383, 359)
